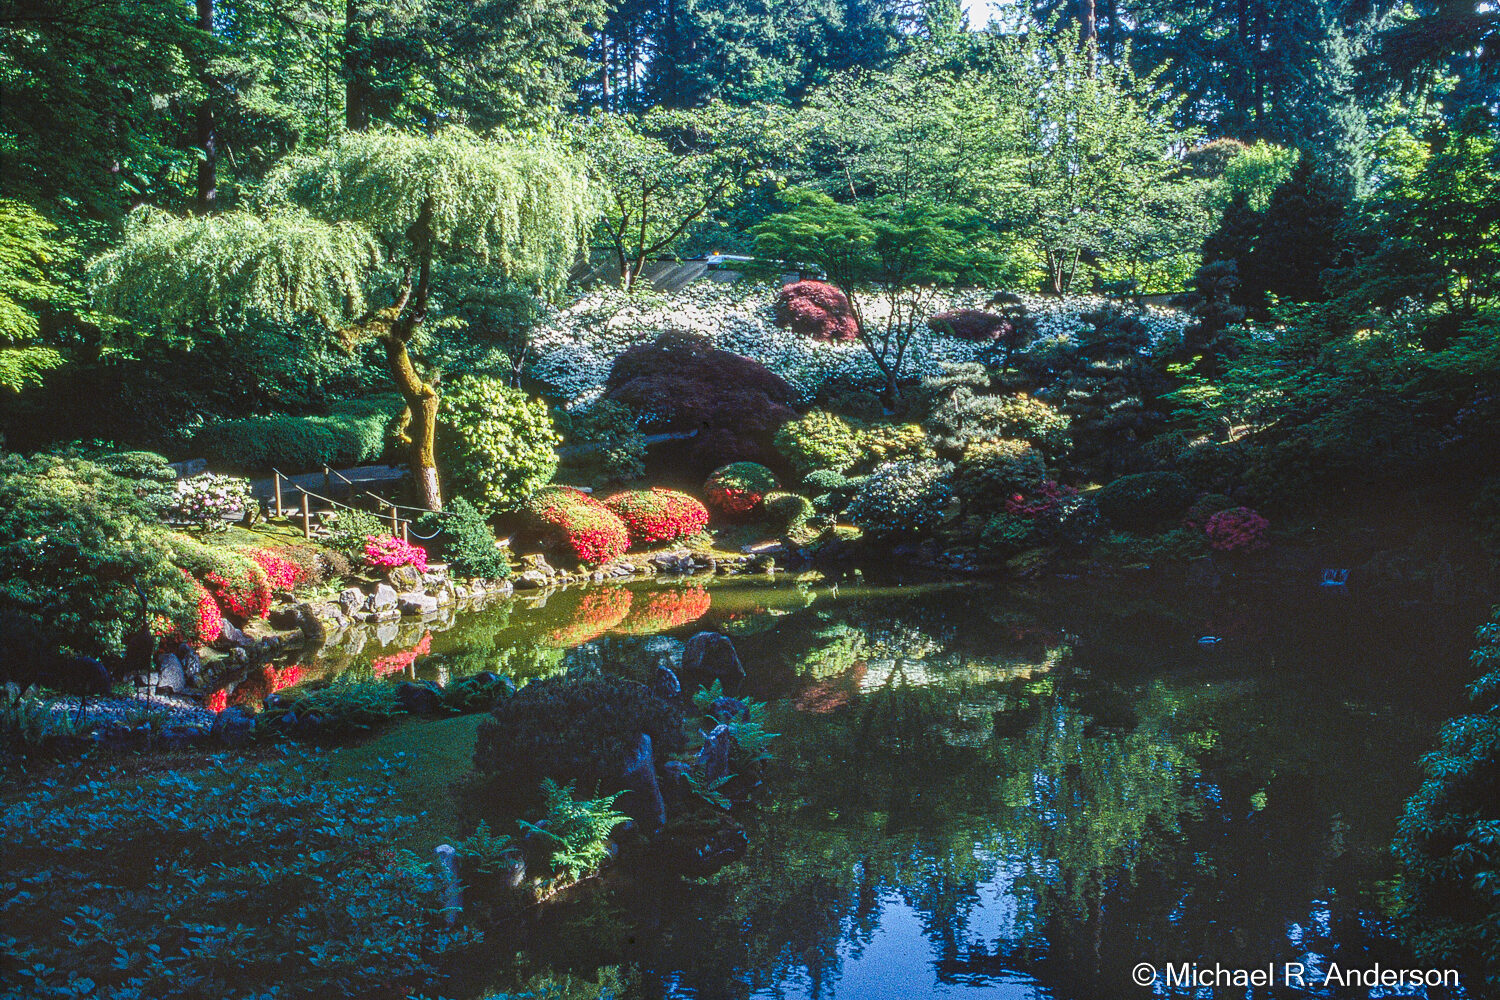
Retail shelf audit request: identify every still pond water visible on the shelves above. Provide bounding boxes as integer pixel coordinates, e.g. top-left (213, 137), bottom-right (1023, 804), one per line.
top-left (297, 573), bottom-right (1480, 1000)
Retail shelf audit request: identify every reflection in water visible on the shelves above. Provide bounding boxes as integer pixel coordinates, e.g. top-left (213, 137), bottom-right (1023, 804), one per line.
top-left (289, 577), bottom-right (1476, 1000)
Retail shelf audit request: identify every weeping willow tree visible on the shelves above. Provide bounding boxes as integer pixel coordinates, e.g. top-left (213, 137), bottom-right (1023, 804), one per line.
top-left (90, 128), bottom-right (591, 509)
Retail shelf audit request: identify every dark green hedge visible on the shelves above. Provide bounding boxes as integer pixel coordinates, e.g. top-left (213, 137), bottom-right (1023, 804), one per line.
top-left (193, 395), bottom-right (403, 473)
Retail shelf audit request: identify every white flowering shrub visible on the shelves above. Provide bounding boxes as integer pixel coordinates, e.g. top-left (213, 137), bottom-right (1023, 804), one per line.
top-left (846, 458), bottom-right (955, 541)
top-left (527, 283), bottom-right (1189, 407)
top-left (168, 473), bottom-right (256, 531)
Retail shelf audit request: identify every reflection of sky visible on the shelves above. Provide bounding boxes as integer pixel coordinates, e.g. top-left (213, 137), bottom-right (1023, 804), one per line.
top-left (752, 855), bottom-right (1052, 1000)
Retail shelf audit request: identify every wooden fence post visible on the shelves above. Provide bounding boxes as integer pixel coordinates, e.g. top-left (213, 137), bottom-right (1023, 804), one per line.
top-left (389, 504), bottom-right (400, 535)
top-left (273, 473), bottom-right (282, 518)
top-left (301, 491), bottom-right (311, 539)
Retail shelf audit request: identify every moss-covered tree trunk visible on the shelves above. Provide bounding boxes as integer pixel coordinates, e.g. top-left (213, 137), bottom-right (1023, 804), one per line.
top-left (386, 194), bottom-right (442, 510)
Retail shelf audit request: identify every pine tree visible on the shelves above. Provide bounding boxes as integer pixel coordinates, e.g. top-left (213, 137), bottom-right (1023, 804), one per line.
top-left (1240, 154), bottom-right (1350, 307)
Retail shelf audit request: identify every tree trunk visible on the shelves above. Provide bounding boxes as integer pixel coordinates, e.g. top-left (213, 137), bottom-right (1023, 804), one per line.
top-left (344, 0), bottom-right (370, 131)
top-left (194, 0), bottom-right (217, 214)
top-left (1079, 0), bottom-right (1097, 74)
top-left (383, 336), bottom-right (442, 511)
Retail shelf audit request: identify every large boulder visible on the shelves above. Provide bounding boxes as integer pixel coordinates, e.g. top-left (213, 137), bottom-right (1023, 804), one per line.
top-left (681, 631), bottom-right (745, 686)
top-left (694, 723), bottom-right (735, 784)
top-left (396, 680), bottom-right (444, 715)
top-left (142, 652), bottom-right (187, 695)
top-left (618, 733), bottom-right (667, 834)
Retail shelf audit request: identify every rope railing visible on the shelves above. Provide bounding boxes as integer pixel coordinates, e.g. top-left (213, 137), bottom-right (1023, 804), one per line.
top-left (270, 467), bottom-right (470, 543)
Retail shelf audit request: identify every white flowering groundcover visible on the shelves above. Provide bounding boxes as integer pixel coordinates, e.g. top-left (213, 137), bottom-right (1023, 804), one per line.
top-left (526, 282), bottom-right (1190, 408)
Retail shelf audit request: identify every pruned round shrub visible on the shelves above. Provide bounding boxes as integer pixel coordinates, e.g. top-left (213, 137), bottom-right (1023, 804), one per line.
top-left (193, 395), bottom-right (403, 473)
top-left (415, 498), bottom-right (509, 579)
top-left (168, 473), bottom-right (256, 531)
top-left (363, 534), bottom-right (428, 575)
top-left (1094, 471), bottom-right (1196, 532)
top-left (855, 423), bottom-right (936, 469)
top-left (604, 330), bottom-right (797, 469)
top-left (704, 462), bottom-right (778, 519)
top-left (952, 438), bottom-right (1046, 513)
top-left (601, 488), bottom-right (709, 548)
top-left (614, 584), bottom-right (712, 635)
top-left (773, 280), bottom-right (859, 342)
top-left (1204, 507), bottom-right (1270, 552)
top-left (1183, 492), bottom-right (1234, 529)
top-left (520, 486), bottom-right (629, 566)
top-left (928, 308), bottom-right (1011, 341)
top-left (168, 534), bottom-right (273, 623)
top-left (846, 459), bottom-right (954, 541)
top-left (929, 391), bottom-right (1071, 453)
top-left (436, 376), bottom-right (560, 515)
top-left (774, 410), bottom-right (861, 478)
top-left (763, 491), bottom-right (814, 537)
top-left (247, 548), bottom-right (307, 591)
top-left (473, 672), bottom-right (685, 800)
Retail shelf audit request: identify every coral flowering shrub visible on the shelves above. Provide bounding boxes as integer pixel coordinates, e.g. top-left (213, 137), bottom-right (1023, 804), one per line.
top-left (774, 280), bottom-right (860, 342)
top-left (154, 570), bottom-right (222, 647)
top-left (704, 462), bottom-right (778, 518)
top-left (1204, 507), bottom-right (1270, 551)
top-left (249, 549), bottom-right (306, 590)
top-left (602, 488), bottom-right (710, 547)
top-left (363, 535), bottom-right (428, 574)
top-left (203, 561), bottom-right (273, 622)
top-left (521, 486), bottom-right (631, 566)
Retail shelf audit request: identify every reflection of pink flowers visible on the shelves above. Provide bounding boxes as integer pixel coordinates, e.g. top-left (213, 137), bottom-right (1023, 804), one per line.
top-left (363, 535), bottom-right (428, 574)
top-left (1204, 507), bottom-right (1270, 552)
top-left (546, 589), bottom-right (633, 646)
top-left (372, 632), bottom-right (432, 676)
top-left (613, 585), bottom-right (711, 635)
top-left (795, 662), bottom-right (866, 714)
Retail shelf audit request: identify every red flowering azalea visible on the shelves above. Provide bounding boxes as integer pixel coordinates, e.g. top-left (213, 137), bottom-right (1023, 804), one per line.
top-left (704, 462), bottom-right (777, 519)
top-left (250, 549), bottom-right (306, 590)
top-left (363, 535), bottom-right (428, 574)
top-left (202, 561), bottom-right (273, 622)
top-left (1005, 479), bottom-right (1077, 520)
top-left (205, 689), bottom-right (228, 713)
top-left (154, 570), bottom-right (223, 647)
top-left (1204, 507), bottom-right (1270, 552)
top-left (602, 488), bottom-right (710, 548)
top-left (521, 486), bottom-right (630, 566)
top-left (613, 584), bottom-right (711, 634)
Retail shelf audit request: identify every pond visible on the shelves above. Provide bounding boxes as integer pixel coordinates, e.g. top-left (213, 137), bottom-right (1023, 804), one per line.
top-left (304, 574), bottom-right (1480, 1000)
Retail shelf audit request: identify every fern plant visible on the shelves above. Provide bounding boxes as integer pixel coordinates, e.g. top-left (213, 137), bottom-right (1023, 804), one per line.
top-left (692, 680), bottom-right (779, 762)
top-left (518, 778), bottom-right (627, 883)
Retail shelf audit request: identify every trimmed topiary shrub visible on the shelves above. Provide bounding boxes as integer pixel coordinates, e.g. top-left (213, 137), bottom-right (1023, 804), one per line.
top-left (602, 488), bottom-right (709, 548)
top-left (604, 330), bottom-right (797, 470)
top-left (763, 491), bottom-right (814, 537)
top-left (704, 462), bottom-right (778, 519)
top-left (846, 459), bottom-right (954, 541)
top-left (774, 410), bottom-right (861, 478)
top-left (520, 486), bottom-right (630, 566)
top-left (1094, 471), bottom-right (1196, 532)
top-left (192, 395), bottom-right (403, 473)
top-left (927, 308), bottom-right (1010, 341)
top-left (928, 391), bottom-right (1072, 454)
top-left (854, 423), bottom-right (936, 470)
top-left (952, 438), bottom-right (1047, 513)
top-left (415, 498), bottom-right (509, 579)
top-left (473, 671), bottom-right (686, 802)
top-left (437, 375), bottom-right (560, 516)
top-left (773, 280), bottom-right (859, 342)
top-left (167, 534), bottom-right (273, 623)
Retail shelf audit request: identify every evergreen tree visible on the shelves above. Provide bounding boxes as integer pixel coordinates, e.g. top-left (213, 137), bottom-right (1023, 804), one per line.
top-left (1240, 154), bottom-right (1350, 307)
